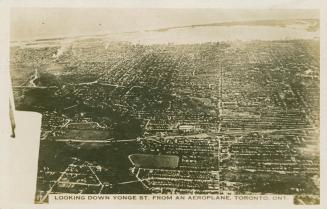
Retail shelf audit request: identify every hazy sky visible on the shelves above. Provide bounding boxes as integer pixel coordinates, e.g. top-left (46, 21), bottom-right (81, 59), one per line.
top-left (10, 8), bottom-right (319, 41)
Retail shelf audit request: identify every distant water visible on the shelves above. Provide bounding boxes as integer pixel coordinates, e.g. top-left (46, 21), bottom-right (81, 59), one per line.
top-left (11, 8), bottom-right (319, 42)
top-left (104, 25), bottom-right (319, 44)
top-left (12, 21), bottom-right (319, 48)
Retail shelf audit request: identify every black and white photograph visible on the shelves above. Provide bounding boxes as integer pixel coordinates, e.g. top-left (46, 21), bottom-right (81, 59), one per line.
top-left (0, 1), bottom-right (324, 208)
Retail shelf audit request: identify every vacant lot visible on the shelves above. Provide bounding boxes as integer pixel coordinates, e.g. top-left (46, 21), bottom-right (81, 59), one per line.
top-left (129, 154), bottom-right (179, 169)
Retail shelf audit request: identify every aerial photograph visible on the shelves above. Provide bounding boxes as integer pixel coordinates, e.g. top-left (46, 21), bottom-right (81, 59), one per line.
top-left (10, 8), bottom-right (319, 204)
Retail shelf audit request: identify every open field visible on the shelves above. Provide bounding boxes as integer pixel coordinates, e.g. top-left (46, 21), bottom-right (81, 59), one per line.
top-left (129, 154), bottom-right (179, 169)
